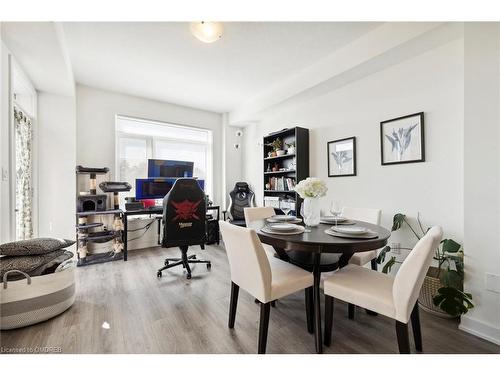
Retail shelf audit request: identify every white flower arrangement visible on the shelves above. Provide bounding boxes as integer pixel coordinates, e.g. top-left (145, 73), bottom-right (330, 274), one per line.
top-left (294, 177), bottom-right (328, 198)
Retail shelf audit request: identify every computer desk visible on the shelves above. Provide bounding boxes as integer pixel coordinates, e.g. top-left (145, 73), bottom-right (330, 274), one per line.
top-left (122, 205), bottom-right (220, 261)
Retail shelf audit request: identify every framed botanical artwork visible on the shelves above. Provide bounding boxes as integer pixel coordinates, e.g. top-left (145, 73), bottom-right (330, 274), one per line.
top-left (380, 112), bottom-right (425, 165)
top-left (327, 136), bottom-right (356, 177)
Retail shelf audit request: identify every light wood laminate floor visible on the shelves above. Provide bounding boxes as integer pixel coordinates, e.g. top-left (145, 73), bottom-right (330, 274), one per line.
top-left (1, 245), bottom-right (499, 354)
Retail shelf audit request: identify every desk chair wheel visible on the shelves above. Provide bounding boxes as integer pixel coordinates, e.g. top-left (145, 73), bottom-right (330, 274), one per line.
top-left (157, 271), bottom-right (162, 278)
top-left (206, 262), bottom-right (212, 270)
top-left (164, 260), bottom-right (169, 266)
top-left (192, 255), bottom-right (197, 259)
top-left (186, 273), bottom-right (192, 279)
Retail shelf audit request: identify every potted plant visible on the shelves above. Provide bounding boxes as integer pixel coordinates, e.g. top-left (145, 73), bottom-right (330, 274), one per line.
top-left (266, 138), bottom-right (283, 157)
top-left (377, 213), bottom-right (473, 318)
top-left (286, 141), bottom-right (296, 155)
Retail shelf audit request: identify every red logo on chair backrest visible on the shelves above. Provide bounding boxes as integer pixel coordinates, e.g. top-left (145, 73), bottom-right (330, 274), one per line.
top-left (171, 200), bottom-right (202, 221)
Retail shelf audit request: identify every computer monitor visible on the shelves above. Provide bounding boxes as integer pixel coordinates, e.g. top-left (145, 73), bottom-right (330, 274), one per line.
top-left (135, 178), bottom-right (204, 200)
top-left (147, 159), bottom-right (194, 178)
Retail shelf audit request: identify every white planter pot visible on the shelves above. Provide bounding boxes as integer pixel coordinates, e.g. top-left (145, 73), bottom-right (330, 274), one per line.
top-left (276, 150), bottom-right (286, 156)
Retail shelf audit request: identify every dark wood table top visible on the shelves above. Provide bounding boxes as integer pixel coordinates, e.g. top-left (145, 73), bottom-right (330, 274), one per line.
top-left (251, 219), bottom-right (390, 253)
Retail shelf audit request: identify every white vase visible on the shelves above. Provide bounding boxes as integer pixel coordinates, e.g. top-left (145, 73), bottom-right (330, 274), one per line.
top-left (303, 197), bottom-right (320, 227)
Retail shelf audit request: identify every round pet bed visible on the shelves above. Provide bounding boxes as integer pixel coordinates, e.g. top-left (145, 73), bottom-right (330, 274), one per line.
top-left (1, 266), bottom-right (75, 330)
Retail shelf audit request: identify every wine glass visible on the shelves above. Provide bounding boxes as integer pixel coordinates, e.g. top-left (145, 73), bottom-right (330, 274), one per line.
top-left (330, 200), bottom-right (342, 227)
top-left (300, 203), bottom-right (311, 233)
top-left (280, 199), bottom-right (291, 216)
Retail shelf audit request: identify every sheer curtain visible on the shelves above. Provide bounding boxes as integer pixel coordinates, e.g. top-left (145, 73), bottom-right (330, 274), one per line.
top-left (14, 106), bottom-right (33, 240)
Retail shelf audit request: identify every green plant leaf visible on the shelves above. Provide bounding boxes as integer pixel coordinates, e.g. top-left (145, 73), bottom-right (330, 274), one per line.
top-left (392, 213), bottom-right (406, 231)
top-left (376, 246), bottom-right (391, 265)
top-left (382, 256), bottom-right (396, 274)
top-left (441, 239), bottom-right (461, 253)
top-left (440, 269), bottom-right (463, 290)
top-left (433, 287), bottom-right (474, 316)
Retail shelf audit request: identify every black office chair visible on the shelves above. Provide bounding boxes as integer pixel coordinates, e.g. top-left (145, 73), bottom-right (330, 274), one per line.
top-left (157, 178), bottom-right (211, 279)
top-left (222, 182), bottom-right (255, 226)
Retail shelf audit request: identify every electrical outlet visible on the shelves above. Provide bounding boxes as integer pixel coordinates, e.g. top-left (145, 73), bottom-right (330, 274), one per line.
top-left (391, 242), bottom-right (401, 255)
top-left (1, 167), bottom-right (8, 181)
top-left (485, 273), bottom-right (500, 294)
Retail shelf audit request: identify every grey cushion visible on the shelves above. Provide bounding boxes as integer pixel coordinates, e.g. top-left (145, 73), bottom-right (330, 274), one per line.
top-left (0, 250), bottom-right (74, 280)
top-left (0, 238), bottom-right (75, 256)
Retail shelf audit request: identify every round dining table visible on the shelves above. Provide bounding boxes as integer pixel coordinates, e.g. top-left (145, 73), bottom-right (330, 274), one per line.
top-left (251, 219), bottom-right (391, 354)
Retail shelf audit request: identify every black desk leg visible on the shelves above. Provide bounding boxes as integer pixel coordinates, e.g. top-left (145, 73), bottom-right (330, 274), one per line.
top-left (123, 215), bottom-right (128, 261)
top-left (157, 217), bottom-right (161, 245)
top-left (313, 251), bottom-right (323, 354)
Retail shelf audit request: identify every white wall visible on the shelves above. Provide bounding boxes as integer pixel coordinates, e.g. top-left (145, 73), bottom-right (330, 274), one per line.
top-left (461, 23), bottom-right (500, 345)
top-left (243, 38), bottom-right (464, 252)
top-left (76, 85), bottom-right (223, 249)
top-left (222, 113), bottom-right (243, 209)
top-left (37, 92), bottom-right (76, 247)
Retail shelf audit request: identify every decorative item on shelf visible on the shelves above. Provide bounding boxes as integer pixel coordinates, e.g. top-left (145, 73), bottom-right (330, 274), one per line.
top-left (272, 163), bottom-right (279, 172)
top-left (380, 112), bottom-right (425, 165)
top-left (266, 137), bottom-right (283, 157)
top-left (286, 141), bottom-right (296, 154)
top-left (265, 182), bottom-right (271, 190)
top-left (376, 213), bottom-right (473, 318)
top-left (266, 163), bottom-right (271, 172)
top-left (327, 137), bottom-right (356, 177)
top-left (294, 177), bottom-right (328, 227)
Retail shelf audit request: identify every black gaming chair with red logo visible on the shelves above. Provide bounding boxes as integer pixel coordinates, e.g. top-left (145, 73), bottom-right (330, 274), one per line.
top-left (157, 178), bottom-right (211, 279)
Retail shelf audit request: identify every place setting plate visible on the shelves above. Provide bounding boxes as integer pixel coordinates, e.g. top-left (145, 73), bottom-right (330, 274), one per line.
top-left (266, 215), bottom-right (302, 224)
top-left (324, 225), bottom-right (378, 239)
top-left (319, 216), bottom-right (355, 225)
top-left (261, 223), bottom-right (305, 235)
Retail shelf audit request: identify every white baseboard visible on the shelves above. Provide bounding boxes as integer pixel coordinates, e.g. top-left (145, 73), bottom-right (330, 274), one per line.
top-left (459, 316), bottom-right (500, 346)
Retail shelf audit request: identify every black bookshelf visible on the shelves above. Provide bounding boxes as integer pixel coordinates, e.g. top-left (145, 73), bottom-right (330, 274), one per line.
top-left (263, 127), bottom-right (309, 215)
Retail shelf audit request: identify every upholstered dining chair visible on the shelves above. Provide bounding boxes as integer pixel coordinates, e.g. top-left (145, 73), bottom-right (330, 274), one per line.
top-left (323, 226), bottom-right (443, 354)
top-left (219, 220), bottom-right (314, 354)
top-left (244, 207), bottom-right (276, 258)
top-left (341, 206), bottom-right (382, 318)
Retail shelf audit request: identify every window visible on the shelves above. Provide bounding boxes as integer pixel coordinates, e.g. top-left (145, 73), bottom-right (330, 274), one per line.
top-left (115, 116), bottom-right (213, 205)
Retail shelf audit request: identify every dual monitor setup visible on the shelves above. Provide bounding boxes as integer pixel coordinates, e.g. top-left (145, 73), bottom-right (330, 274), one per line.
top-left (133, 159), bottom-right (204, 202)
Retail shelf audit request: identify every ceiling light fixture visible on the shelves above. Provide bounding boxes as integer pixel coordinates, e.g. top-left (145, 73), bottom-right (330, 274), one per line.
top-left (190, 22), bottom-right (223, 43)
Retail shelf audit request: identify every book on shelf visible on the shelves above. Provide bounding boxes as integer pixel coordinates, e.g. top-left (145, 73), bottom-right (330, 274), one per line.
top-left (267, 176), bottom-right (296, 191)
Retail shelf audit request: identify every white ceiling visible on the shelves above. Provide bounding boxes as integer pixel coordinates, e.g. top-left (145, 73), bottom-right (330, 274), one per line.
top-left (2, 22), bottom-right (75, 96)
top-left (61, 22), bottom-right (380, 113)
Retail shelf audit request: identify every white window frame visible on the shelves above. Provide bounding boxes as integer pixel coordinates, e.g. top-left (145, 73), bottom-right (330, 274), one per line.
top-left (115, 115), bottom-right (213, 199)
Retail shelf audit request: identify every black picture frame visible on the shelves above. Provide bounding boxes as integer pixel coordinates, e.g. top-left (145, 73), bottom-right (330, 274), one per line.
top-left (327, 136), bottom-right (356, 177)
top-left (380, 112), bottom-right (425, 166)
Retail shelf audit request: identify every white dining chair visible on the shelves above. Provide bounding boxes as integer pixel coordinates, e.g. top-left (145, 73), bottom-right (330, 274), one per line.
top-left (323, 226), bottom-right (443, 353)
top-left (341, 206), bottom-right (382, 318)
top-left (244, 207), bottom-right (277, 258)
top-left (219, 220), bottom-right (314, 354)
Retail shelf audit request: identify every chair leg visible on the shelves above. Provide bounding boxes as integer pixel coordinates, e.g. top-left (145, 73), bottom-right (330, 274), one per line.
top-left (324, 295), bottom-right (334, 347)
top-left (348, 303), bottom-right (355, 319)
top-left (180, 246), bottom-right (192, 279)
top-left (371, 258), bottom-right (378, 271)
top-left (228, 282), bottom-right (239, 328)
top-left (410, 303), bottom-right (423, 352)
top-left (305, 287), bottom-right (314, 334)
top-left (258, 302), bottom-right (271, 354)
top-left (395, 321), bottom-right (411, 354)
